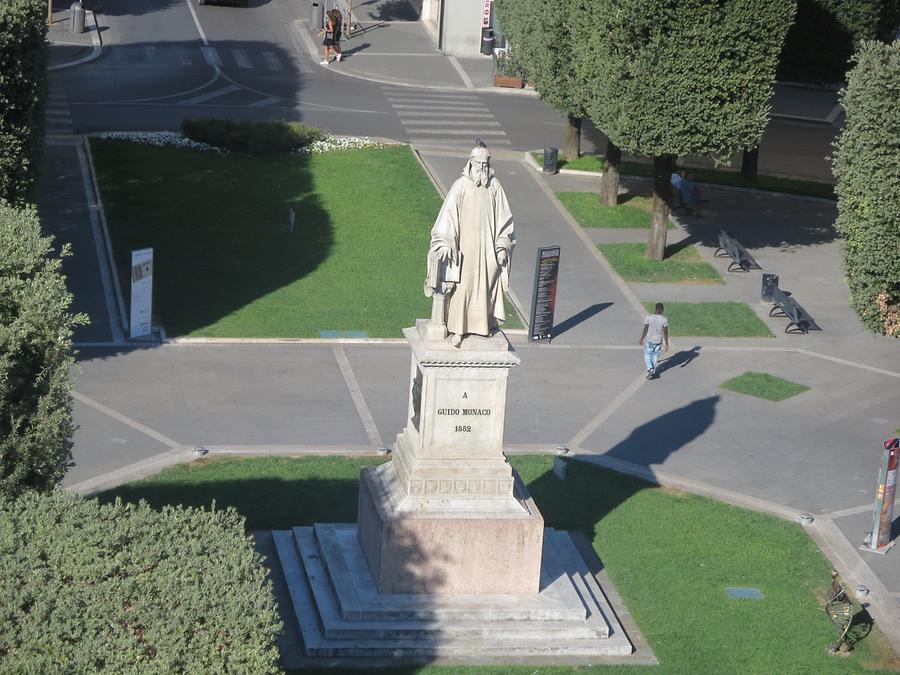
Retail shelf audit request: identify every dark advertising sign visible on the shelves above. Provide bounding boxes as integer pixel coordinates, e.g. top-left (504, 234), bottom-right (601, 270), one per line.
top-left (529, 246), bottom-right (561, 342)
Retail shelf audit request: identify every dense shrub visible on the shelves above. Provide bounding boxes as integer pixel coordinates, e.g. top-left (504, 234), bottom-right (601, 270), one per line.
top-left (778, 0), bottom-right (900, 83)
top-left (832, 41), bottom-right (900, 335)
top-left (0, 0), bottom-right (47, 205)
top-left (0, 490), bottom-right (282, 672)
top-left (0, 202), bottom-right (85, 499)
top-left (181, 118), bottom-right (325, 154)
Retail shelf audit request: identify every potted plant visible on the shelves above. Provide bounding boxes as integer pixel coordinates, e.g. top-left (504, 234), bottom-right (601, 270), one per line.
top-left (493, 49), bottom-right (525, 88)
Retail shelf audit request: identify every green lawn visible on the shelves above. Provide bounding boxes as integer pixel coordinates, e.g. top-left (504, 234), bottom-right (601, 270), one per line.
top-left (100, 455), bottom-right (895, 673)
top-left (91, 141), bottom-right (441, 338)
top-left (557, 192), bottom-right (674, 229)
top-left (644, 301), bottom-right (774, 337)
top-left (722, 371), bottom-right (810, 401)
top-left (599, 243), bottom-right (722, 283)
top-left (532, 152), bottom-right (834, 200)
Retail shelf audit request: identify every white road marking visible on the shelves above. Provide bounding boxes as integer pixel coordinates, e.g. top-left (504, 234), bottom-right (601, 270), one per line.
top-left (447, 55), bottom-right (475, 89)
top-left (332, 346), bottom-right (384, 448)
top-left (232, 48), bottom-right (252, 68)
top-left (262, 51), bottom-right (283, 71)
top-left (404, 128), bottom-right (507, 136)
top-left (181, 84), bottom-right (240, 105)
top-left (201, 46), bottom-right (222, 67)
top-left (400, 119), bottom-right (501, 126)
top-left (250, 96), bottom-right (281, 107)
top-left (143, 45), bottom-right (157, 61)
top-left (185, 0), bottom-right (210, 47)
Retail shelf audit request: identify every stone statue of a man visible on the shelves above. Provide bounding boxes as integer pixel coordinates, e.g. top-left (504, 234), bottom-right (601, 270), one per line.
top-left (425, 146), bottom-right (515, 347)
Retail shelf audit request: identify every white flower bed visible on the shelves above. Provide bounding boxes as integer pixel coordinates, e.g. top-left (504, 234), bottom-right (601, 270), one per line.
top-left (95, 131), bottom-right (221, 152)
top-left (94, 131), bottom-right (384, 154)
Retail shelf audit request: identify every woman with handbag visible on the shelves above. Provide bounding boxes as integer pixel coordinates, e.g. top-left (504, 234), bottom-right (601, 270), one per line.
top-left (319, 10), bottom-right (342, 65)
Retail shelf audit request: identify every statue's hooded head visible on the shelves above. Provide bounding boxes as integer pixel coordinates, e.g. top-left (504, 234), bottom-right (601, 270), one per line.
top-left (464, 146), bottom-right (493, 187)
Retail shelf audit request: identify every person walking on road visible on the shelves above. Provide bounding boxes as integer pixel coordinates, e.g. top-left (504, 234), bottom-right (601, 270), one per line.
top-left (639, 303), bottom-right (669, 379)
top-left (319, 10), bottom-right (342, 65)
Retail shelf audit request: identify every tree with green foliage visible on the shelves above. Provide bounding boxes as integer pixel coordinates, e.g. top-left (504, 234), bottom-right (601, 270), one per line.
top-left (0, 202), bottom-right (86, 499)
top-left (0, 490), bottom-right (282, 672)
top-left (832, 40), bottom-right (900, 336)
top-left (779, 0), bottom-right (900, 84)
top-left (575, 0), bottom-right (795, 260)
top-left (494, 0), bottom-right (623, 204)
top-left (494, 0), bottom-right (585, 161)
top-left (0, 0), bottom-right (48, 205)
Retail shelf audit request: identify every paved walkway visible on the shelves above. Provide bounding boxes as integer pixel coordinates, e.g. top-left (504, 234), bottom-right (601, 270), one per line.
top-left (37, 3), bottom-right (900, 658)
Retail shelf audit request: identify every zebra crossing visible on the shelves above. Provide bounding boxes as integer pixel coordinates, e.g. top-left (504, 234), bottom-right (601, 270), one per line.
top-left (112, 44), bottom-right (309, 74)
top-left (45, 86), bottom-right (74, 135)
top-left (382, 87), bottom-right (510, 150)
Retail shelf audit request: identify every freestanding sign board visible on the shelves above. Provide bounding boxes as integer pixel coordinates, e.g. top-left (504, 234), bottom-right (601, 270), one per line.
top-left (129, 248), bottom-right (153, 339)
top-left (864, 437), bottom-right (900, 554)
top-left (529, 246), bottom-right (560, 342)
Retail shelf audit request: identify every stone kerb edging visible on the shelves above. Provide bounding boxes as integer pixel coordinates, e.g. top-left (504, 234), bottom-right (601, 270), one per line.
top-left (523, 150), bottom-right (837, 205)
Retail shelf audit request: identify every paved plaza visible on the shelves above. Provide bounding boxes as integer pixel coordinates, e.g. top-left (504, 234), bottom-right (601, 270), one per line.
top-left (40, 0), bottom-right (900, 658)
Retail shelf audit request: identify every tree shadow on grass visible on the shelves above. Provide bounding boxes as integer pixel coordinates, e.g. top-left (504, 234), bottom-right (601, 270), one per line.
top-left (90, 140), bottom-right (332, 337)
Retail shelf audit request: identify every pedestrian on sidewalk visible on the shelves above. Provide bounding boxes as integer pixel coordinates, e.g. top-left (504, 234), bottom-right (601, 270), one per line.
top-left (639, 303), bottom-right (669, 379)
top-left (319, 10), bottom-right (342, 65)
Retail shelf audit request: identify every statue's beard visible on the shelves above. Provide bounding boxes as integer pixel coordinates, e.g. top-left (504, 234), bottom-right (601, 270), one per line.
top-left (471, 166), bottom-right (487, 187)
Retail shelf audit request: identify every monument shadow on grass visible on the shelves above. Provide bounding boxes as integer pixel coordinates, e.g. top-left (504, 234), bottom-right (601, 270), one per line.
top-left (525, 396), bottom-right (720, 549)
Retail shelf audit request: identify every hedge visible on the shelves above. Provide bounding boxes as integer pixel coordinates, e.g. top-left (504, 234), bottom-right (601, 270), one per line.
top-left (0, 490), bottom-right (282, 672)
top-left (778, 0), bottom-right (900, 84)
top-left (832, 41), bottom-right (900, 335)
top-left (0, 202), bottom-right (86, 499)
top-left (181, 118), bottom-right (325, 155)
top-left (0, 0), bottom-right (47, 205)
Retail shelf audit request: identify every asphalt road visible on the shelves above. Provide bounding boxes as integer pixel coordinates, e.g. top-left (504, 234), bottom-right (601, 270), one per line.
top-left (54, 0), bottom-right (836, 180)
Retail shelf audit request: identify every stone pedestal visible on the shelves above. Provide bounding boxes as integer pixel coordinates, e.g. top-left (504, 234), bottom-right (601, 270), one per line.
top-left (357, 320), bottom-right (544, 595)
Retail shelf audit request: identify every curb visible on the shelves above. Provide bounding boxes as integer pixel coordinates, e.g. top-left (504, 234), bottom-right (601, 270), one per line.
top-left (48, 11), bottom-right (102, 71)
top-left (523, 150), bottom-right (836, 205)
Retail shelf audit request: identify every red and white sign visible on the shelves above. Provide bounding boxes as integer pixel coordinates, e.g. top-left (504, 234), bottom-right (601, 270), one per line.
top-left (482, 0), bottom-right (492, 28)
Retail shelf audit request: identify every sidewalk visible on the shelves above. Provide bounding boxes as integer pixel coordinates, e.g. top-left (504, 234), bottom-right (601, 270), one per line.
top-left (47, 5), bottom-right (102, 71)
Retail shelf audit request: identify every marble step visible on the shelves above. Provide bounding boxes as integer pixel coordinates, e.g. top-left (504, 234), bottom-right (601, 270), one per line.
top-left (293, 526), bottom-right (602, 641)
top-left (312, 522), bottom-right (587, 623)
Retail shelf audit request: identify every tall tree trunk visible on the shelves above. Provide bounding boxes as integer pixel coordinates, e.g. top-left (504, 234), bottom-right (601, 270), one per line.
top-left (741, 147), bottom-right (759, 180)
top-left (646, 154), bottom-right (676, 261)
top-left (563, 115), bottom-right (582, 162)
top-left (599, 139), bottom-right (621, 207)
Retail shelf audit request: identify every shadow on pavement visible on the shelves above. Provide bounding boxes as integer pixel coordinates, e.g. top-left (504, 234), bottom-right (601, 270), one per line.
top-left (553, 302), bottom-right (613, 338)
top-left (655, 346), bottom-right (701, 376)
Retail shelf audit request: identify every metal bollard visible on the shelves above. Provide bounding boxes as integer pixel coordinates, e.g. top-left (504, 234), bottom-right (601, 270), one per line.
top-left (543, 147), bottom-right (558, 174)
top-left (70, 1), bottom-right (85, 34)
top-left (311, 1), bottom-right (324, 28)
top-left (761, 273), bottom-right (779, 304)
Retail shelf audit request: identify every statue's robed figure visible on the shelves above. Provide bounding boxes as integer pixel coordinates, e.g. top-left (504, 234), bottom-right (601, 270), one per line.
top-left (425, 146), bottom-right (515, 344)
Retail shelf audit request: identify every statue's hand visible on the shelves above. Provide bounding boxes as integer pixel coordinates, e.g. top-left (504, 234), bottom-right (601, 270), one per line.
top-left (497, 249), bottom-right (508, 266)
top-left (436, 245), bottom-right (455, 264)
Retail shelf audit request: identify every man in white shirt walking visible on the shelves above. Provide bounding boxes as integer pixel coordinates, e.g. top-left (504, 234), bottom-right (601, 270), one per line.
top-left (639, 303), bottom-right (669, 379)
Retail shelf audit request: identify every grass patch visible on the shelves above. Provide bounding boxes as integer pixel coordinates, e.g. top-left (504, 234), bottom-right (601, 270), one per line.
top-left (599, 243), bottom-right (722, 283)
top-left (92, 141), bottom-right (441, 337)
top-left (556, 192), bottom-right (675, 229)
top-left (101, 455), bottom-right (892, 673)
top-left (532, 152), bottom-right (833, 199)
top-left (721, 371), bottom-right (810, 401)
top-left (644, 301), bottom-right (774, 337)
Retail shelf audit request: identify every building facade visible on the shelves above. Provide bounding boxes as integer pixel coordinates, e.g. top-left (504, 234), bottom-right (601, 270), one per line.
top-left (422, 0), bottom-right (504, 57)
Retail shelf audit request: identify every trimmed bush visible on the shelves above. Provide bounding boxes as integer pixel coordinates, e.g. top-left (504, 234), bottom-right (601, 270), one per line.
top-left (181, 118), bottom-right (325, 154)
top-left (778, 0), bottom-right (900, 84)
top-left (0, 0), bottom-right (47, 205)
top-left (0, 202), bottom-right (86, 499)
top-left (832, 41), bottom-right (900, 335)
top-left (0, 490), bottom-right (282, 672)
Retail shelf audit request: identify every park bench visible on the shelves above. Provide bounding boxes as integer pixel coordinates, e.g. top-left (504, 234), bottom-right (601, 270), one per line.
top-left (824, 571), bottom-right (854, 653)
top-left (714, 229), bottom-right (761, 272)
top-left (769, 282), bottom-right (821, 334)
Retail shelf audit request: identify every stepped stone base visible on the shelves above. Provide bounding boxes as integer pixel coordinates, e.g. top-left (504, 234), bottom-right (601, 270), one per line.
top-left (270, 523), bottom-right (634, 665)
